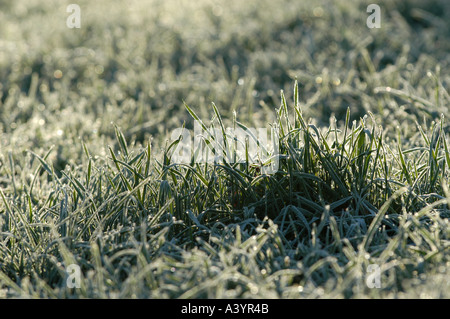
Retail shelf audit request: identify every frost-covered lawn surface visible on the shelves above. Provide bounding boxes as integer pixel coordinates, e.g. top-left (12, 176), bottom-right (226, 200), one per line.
top-left (0, 0), bottom-right (449, 298)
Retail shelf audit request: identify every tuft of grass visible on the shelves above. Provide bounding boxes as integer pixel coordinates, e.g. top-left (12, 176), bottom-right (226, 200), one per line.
top-left (1, 80), bottom-right (450, 298)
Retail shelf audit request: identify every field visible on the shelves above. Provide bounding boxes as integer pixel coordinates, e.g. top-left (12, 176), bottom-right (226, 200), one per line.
top-left (0, 0), bottom-right (449, 298)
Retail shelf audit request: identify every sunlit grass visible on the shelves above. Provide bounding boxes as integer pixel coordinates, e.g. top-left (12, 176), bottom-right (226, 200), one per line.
top-left (0, 0), bottom-right (449, 298)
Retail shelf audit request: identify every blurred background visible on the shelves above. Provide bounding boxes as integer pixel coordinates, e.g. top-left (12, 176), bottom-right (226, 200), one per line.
top-left (0, 0), bottom-right (449, 170)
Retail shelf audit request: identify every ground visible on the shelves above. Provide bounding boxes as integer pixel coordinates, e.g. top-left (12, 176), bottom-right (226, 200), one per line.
top-left (0, 0), bottom-right (449, 298)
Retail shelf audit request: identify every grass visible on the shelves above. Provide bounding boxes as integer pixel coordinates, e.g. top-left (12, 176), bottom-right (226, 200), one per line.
top-left (0, 0), bottom-right (449, 298)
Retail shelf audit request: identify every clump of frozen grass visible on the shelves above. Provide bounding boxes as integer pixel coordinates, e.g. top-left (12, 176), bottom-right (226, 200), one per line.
top-left (1, 81), bottom-right (449, 298)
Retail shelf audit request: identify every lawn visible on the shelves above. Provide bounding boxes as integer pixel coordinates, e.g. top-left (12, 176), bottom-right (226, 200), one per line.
top-left (0, 0), bottom-right (449, 298)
